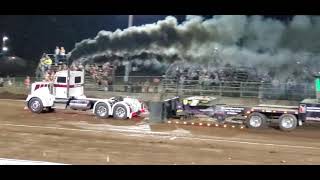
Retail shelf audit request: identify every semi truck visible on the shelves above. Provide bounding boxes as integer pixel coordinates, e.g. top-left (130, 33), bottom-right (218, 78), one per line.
top-left (163, 76), bottom-right (320, 131)
top-left (25, 69), bottom-right (145, 119)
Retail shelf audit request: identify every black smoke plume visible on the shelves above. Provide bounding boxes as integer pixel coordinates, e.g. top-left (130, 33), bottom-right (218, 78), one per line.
top-left (69, 15), bottom-right (320, 83)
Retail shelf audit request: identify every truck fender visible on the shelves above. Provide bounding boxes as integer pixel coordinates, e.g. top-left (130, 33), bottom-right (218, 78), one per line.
top-left (112, 101), bottom-right (131, 118)
top-left (26, 95), bottom-right (55, 107)
top-left (93, 100), bottom-right (112, 116)
top-left (26, 88), bottom-right (54, 107)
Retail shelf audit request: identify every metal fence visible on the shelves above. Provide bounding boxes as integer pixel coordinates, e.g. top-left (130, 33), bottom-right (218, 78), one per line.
top-left (161, 79), bottom-right (315, 101)
top-left (1, 76), bottom-right (316, 101)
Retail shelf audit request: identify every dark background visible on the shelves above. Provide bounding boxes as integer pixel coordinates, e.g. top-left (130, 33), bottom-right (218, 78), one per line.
top-left (0, 15), bottom-right (293, 75)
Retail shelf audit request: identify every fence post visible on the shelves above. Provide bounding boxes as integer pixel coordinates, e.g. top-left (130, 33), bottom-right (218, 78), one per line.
top-left (219, 82), bottom-right (222, 96)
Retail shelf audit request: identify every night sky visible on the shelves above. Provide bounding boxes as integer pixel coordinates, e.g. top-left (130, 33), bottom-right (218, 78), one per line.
top-left (0, 15), bottom-right (292, 67)
top-left (0, 15), bottom-right (186, 63)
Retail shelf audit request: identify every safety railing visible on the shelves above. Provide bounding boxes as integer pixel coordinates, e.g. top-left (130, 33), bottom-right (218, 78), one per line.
top-left (1, 76), bottom-right (316, 101)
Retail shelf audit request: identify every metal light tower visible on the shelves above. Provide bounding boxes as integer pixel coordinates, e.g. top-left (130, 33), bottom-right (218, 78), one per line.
top-left (124, 15), bottom-right (133, 84)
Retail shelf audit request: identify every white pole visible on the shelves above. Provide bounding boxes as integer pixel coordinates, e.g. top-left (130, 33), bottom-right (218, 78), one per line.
top-left (124, 15), bottom-right (133, 84)
top-left (67, 54), bottom-right (70, 98)
top-left (128, 15), bottom-right (133, 27)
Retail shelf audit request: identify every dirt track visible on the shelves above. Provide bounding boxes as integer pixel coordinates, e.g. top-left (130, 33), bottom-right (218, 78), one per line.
top-left (0, 99), bottom-right (320, 164)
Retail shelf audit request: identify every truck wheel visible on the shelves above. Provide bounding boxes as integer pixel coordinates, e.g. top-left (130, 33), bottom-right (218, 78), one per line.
top-left (94, 103), bottom-right (109, 118)
top-left (279, 114), bottom-right (297, 131)
top-left (246, 112), bottom-right (267, 129)
top-left (215, 114), bottom-right (225, 122)
top-left (113, 104), bottom-right (128, 120)
top-left (28, 98), bottom-right (43, 113)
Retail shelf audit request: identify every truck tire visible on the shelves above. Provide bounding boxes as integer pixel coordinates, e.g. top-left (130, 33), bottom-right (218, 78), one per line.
top-left (94, 103), bottom-right (109, 118)
top-left (246, 112), bottom-right (267, 129)
top-left (28, 97), bottom-right (43, 114)
top-left (113, 104), bottom-right (128, 120)
top-left (215, 114), bottom-right (225, 122)
top-left (278, 114), bottom-right (297, 131)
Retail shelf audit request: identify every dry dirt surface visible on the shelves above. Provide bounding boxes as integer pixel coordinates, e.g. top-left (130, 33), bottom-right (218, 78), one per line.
top-left (0, 91), bottom-right (26, 100)
top-left (0, 99), bottom-right (320, 165)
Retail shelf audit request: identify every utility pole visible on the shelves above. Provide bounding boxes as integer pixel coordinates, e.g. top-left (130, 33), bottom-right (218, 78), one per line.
top-left (124, 15), bottom-right (133, 86)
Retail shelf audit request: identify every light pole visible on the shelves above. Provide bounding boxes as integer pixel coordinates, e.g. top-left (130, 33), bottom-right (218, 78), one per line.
top-left (128, 15), bottom-right (133, 27)
top-left (124, 15), bottom-right (133, 85)
top-left (1, 36), bottom-right (9, 55)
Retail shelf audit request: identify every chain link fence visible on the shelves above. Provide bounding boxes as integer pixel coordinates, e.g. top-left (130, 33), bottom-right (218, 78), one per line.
top-left (0, 76), bottom-right (316, 101)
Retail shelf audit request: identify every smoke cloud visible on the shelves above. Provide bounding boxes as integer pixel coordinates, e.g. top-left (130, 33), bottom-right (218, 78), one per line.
top-left (69, 15), bottom-right (320, 82)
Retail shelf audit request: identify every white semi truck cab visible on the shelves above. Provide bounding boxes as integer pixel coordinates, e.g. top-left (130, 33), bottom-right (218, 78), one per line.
top-left (26, 69), bottom-right (145, 120)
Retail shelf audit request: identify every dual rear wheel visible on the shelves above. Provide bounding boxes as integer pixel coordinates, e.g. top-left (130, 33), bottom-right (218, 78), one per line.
top-left (246, 112), bottom-right (297, 131)
top-left (94, 103), bottom-right (128, 120)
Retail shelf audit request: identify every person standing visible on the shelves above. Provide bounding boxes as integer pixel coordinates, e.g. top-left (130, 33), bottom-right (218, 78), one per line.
top-left (24, 76), bottom-right (31, 94)
top-left (54, 46), bottom-right (60, 65)
top-left (60, 47), bottom-right (66, 63)
top-left (40, 53), bottom-right (47, 76)
top-left (43, 54), bottom-right (53, 72)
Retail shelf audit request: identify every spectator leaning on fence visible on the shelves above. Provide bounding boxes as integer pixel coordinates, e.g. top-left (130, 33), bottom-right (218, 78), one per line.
top-left (24, 76), bottom-right (31, 94)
